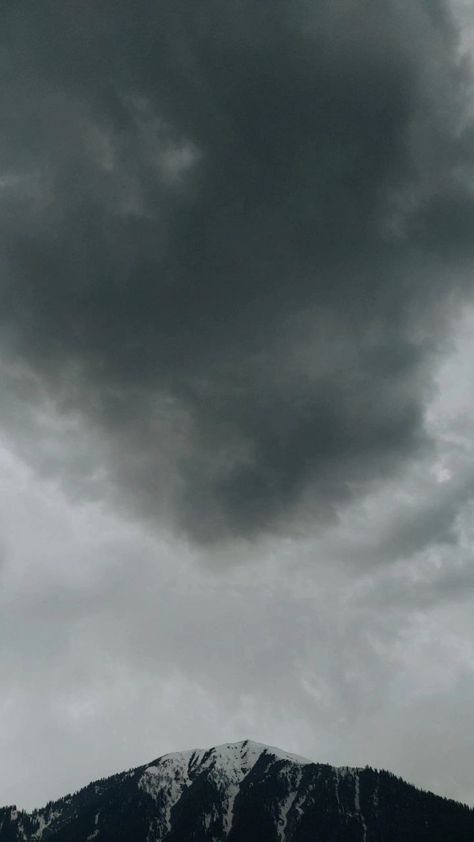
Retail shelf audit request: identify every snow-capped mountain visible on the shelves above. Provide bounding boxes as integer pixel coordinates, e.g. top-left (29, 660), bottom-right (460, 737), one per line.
top-left (1, 739), bottom-right (473, 841)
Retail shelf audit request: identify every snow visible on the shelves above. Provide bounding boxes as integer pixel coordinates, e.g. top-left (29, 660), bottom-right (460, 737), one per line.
top-left (31, 809), bottom-right (61, 840)
top-left (155, 740), bottom-right (309, 772)
top-left (335, 768), bottom-right (341, 810)
top-left (354, 772), bottom-right (367, 842)
top-left (32, 815), bottom-right (46, 839)
top-left (276, 766), bottom-right (303, 842)
top-left (139, 740), bottom-right (310, 839)
top-left (222, 781), bottom-right (239, 836)
top-left (354, 772), bottom-right (361, 812)
top-left (140, 755), bottom-right (191, 834)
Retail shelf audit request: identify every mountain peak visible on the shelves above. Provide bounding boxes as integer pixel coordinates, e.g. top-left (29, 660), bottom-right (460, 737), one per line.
top-left (151, 739), bottom-right (310, 773)
top-left (139, 739), bottom-right (311, 837)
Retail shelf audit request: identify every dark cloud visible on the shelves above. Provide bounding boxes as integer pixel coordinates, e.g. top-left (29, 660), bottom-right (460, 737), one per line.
top-left (0, 0), bottom-right (473, 540)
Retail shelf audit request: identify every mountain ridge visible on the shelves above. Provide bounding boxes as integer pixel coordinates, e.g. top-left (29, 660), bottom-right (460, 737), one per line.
top-left (1, 739), bottom-right (473, 841)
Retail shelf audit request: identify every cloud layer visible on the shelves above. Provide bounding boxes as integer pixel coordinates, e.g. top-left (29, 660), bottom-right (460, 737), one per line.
top-left (1, 0), bottom-right (473, 540)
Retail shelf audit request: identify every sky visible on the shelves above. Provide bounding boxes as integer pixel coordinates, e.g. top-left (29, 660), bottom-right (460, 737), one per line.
top-left (0, 0), bottom-right (474, 812)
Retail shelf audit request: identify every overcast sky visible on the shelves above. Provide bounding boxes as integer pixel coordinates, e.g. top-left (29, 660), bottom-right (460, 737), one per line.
top-left (1, 0), bottom-right (474, 812)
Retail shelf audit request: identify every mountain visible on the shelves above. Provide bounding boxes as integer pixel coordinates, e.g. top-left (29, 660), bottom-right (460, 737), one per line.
top-left (1, 740), bottom-right (473, 841)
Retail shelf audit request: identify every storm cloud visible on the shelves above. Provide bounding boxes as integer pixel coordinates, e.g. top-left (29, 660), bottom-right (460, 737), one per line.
top-left (1, 0), bottom-right (473, 541)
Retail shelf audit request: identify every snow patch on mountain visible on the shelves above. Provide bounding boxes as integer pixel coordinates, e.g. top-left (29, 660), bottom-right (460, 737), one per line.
top-left (354, 772), bottom-right (368, 842)
top-left (139, 753), bottom-right (191, 835)
top-left (276, 765), bottom-right (304, 842)
top-left (31, 808), bottom-right (61, 840)
top-left (139, 740), bottom-right (310, 838)
top-left (153, 740), bottom-right (309, 773)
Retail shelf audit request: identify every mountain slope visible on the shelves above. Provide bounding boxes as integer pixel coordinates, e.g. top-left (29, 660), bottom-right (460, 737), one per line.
top-left (1, 740), bottom-right (473, 841)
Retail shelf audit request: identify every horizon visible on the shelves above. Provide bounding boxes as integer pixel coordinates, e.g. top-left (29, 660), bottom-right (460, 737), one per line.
top-left (6, 738), bottom-right (474, 814)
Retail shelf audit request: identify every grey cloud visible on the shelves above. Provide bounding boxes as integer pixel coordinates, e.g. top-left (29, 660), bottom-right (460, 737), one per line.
top-left (0, 0), bottom-right (473, 541)
top-left (1, 427), bottom-right (474, 809)
top-left (356, 471), bottom-right (474, 566)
